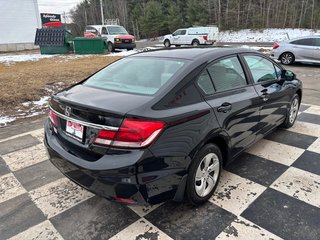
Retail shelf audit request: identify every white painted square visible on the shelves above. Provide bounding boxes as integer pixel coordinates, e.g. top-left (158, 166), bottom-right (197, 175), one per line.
top-left (128, 203), bottom-right (162, 217)
top-left (0, 173), bottom-right (26, 204)
top-left (29, 178), bottom-right (93, 218)
top-left (210, 171), bottom-right (266, 215)
top-left (287, 121), bottom-right (320, 137)
top-left (247, 139), bottom-right (304, 166)
top-left (109, 218), bottom-right (173, 240)
top-left (307, 138), bottom-right (320, 154)
top-left (216, 216), bottom-right (283, 240)
top-left (271, 167), bottom-right (320, 208)
top-left (9, 220), bottom-right (63, 240)
top-left (2, 144), bottom-right (48, 171)
top-left (303, 105), bottom-right (320, 116)
top-left (30, 129), bottom-right (45, 142)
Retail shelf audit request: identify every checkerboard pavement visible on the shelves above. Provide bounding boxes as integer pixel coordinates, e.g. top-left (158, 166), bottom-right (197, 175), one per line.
top-left (0, 104), bottom-right (320, 240)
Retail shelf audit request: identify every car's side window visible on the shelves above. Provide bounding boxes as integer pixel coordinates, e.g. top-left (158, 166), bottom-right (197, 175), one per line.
top-left (274, 64), bottom-right (282, 79)
top-left (197, 70), bottom-right (215, 95)
top-left (243, 55), bottom-right (278, 83)
top-left (291, 38), bottom-right (315, 46)
top-left (180, 30), bottom-right (186, 35)
top-left (207, 56), bottom-right (247, 92)
top-left (101, 27), bottom-right (108, 35)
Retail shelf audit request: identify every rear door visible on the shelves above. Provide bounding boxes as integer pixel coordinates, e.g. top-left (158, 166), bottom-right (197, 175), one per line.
top-left (197, 55), bottom-right (261, 156)
top-left (241, 54), bottom-right (291, 135)
top-left (313, 38), bottom-right (320, 61)
top-left (290, 38), bottom-right (316, 61)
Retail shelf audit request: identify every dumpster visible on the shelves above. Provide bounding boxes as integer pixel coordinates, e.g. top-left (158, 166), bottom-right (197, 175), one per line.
top-left (35, 28), bottom-right (73, 54)
top-left (73, 37), bottom-right (105, 54)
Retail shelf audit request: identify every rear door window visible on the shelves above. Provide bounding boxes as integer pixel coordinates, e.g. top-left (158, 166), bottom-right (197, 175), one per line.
top-left (207, 56), bottom-right (247, 92)
top-left (243, 55), bottom-right (279, 83)
top-left (197, 70), bottom-right (215, 95)
top-left (291, 38), bottom-right (315, 46)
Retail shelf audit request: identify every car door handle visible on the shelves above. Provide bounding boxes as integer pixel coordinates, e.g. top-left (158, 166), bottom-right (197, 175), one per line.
top-left (260, 89), bottom-right (269, 101)
top-left (217, 103), bottom-right (232, 113)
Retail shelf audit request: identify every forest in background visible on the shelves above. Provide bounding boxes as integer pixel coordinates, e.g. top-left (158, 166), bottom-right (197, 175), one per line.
top-left (69, 0), bottom-right (320, 38)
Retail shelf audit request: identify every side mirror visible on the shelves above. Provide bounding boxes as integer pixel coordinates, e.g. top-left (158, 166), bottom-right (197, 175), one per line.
top-left (282, 70), bottom-right (296, 81)
top-left (172, 33), bottom-right (176, 36)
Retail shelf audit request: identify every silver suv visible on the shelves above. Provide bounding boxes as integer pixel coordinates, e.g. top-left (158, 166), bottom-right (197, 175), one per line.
top-left (271, 36), bottom-right (320, 65)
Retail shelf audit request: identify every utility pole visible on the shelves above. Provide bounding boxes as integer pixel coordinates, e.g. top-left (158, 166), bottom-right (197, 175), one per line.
top-left (100, 0), bottom-right (104, 25)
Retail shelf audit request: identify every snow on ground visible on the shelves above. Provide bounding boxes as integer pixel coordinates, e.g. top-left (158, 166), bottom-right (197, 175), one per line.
top-left (0, 53), bottom-right (56, 64)
top-left (218, 28), bottom-right (320, 42)
top-left (0, 116), bottom-right (16, 127)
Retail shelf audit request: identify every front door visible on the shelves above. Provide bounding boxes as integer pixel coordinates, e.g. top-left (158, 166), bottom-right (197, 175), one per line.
top-left (241, 54), bottom-right (292, 136)
top-left (197, 55), bottom-right (261, 156)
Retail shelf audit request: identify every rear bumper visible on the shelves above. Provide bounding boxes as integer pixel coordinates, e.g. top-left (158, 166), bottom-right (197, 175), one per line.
top-left (114, 43), bottom-right (136, 49)
top-left (44, 121), bottom-right (186, 205)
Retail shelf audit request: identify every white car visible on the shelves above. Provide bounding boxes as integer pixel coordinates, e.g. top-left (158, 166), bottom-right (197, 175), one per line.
top-left (163, 26), bottom-right (219, 47)
top-left (84, 25), bottom-right (136, 52)
top-left (271, 36), bottom-right (320, 65)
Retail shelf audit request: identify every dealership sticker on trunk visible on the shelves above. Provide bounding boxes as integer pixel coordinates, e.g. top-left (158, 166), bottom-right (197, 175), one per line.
top-left (66, 121), bottom-right (84, 141)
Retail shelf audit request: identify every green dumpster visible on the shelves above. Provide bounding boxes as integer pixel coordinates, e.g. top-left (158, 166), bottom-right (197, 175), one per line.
top-left (73, 37), bottom-right (105, 54)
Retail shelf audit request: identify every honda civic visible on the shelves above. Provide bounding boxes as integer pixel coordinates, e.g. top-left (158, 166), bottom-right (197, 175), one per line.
top-left (45, 48), bottom-right (302, 205)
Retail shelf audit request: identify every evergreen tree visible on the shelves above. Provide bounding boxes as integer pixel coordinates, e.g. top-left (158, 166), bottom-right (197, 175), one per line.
top-left (141, 1), bottom-right (166, 38)
top-left (186, 0), bottom-right (209, 26)
top-left (167, 2), bottom-right (185, 32)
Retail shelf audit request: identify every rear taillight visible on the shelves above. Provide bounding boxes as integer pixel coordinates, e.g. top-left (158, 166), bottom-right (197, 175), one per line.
top-left (49, 109), bottom-right (57, 127)
top-left (273, 42), bottom-right (279, 49)
top-left (203, 35), bottom-right (208, 41)
top-left (93, 118), bottom-right (165, 148)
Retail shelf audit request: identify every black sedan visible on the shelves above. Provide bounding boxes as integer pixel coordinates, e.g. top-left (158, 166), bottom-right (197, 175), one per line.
top-left (45, 48), bottom-right (302, 205)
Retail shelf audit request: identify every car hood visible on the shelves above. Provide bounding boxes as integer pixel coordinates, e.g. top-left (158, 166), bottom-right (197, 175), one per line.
top-left (54, 84), bottom-right (152, 116)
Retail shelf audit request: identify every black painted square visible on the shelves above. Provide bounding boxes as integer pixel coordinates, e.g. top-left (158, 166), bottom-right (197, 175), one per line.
top-left (297, 113), bottom-right (320, 125)
top-left (292, 150), bottom-right (320, 175)
top-left (14, 160), bottom-right (63, 191)
top-left (0, 193), bottom-right (46, 239)
top-left (226, 153), bottom-right (288, 187)
top-left (265, 129), bottom-right (317, 149)
top-left (51, 196), bottom-right (140, 240)
top-left (0, 134), bottom-right (40, 155)
top-left (0, 157), bottom-right (10, 176)
top-left (299, 104), bottom-right (311, 112)
top-left (241, 188), bottom-right (320, 240)
top-left (145, 201), bottom-right (236, 240)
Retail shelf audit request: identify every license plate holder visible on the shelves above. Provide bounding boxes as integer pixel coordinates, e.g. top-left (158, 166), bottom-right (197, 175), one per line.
top-left (65, 120), bottom-right (84, 142)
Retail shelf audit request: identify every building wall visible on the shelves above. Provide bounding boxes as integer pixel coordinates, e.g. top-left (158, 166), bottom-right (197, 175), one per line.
top-left (0, 0), bottom-right (41, 51)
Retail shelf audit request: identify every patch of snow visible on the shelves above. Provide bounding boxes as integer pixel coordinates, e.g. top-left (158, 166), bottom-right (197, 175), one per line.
top-left (0, 116), bottom-right (16, 127)
top-left (107, 49), bottom-right (138, 57)
top-left (0, 54), bottom-right (56, 64)
top-left (218, 28), bottom-right (320, 43)
top-left (33, 96), bottom-right (50, 106)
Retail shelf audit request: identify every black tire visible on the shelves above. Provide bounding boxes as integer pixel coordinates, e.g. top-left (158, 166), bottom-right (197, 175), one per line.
top-left (192, 39), bottom-right (200, 46)
top-left (127, 48), bottom-right (133, 51)
top-left (186, 143), bottom-right (222, 206)
top-left (108, 42), bottom-right (114, 52)
top-left (281, 93), bottom-right (300, 128)
top-left (280, 52), bottom-right (295, 65)
top-left (164, 39), bottom-right (171, 48)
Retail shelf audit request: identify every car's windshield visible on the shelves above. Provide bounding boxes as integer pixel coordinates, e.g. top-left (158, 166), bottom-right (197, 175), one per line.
top-left (107, 26), bottom-right (128, 35)
top-left (84, 57), bottom-right (187, 95)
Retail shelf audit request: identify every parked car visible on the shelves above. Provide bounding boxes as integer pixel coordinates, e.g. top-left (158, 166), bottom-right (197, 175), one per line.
top-left (271, 36), bottom-right (320, 65)
top-left (163, 26), bottom-right (219, 47)
top-left (45, 48), bottom-right (302, 206)
top-left (84, 25), bottom-right (136, 52)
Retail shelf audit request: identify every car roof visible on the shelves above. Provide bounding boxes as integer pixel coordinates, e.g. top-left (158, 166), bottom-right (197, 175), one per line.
top-left (87, 25), bottom-right (122, 28)
top-left (289, 35), bottom-right (320, 41)
top-left (132, 47), bottom-right (257, 61)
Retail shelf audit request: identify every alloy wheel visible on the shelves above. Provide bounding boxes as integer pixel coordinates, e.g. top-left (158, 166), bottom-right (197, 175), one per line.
top-left (289, 97), bottom-right (299, 124)
top-left (195, 153), bottom-right (220, 197)
top-left (281, 53), bottom-right (294, 65)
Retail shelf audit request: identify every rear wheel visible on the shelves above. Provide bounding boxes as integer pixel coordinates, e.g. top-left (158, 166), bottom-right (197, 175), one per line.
top-left (127, 48), bottom-right (133, 51)
top-left (192, 39), bottom-right (200, 46)
top-left (281, 93), bottom-right (300, 128)
top-left (186, 143), bottom-right (222, 206)
top-left (280, 52), bottom-right (295, 65)
top-left (164, 39), bottom-right (171, 48)
top-left (108, 42), bottom-right (114, 52)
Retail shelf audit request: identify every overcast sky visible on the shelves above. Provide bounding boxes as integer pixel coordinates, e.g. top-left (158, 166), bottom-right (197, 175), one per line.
top-left (37, 0), bottom-right (82, 15)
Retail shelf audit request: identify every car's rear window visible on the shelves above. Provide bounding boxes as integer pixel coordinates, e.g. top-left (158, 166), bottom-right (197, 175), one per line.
top-left (84, 57), bottom-right (187, 95)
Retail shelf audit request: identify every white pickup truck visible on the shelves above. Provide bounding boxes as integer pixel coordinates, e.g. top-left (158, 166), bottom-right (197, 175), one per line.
top-left (163, 26), bottom-right (219, 47)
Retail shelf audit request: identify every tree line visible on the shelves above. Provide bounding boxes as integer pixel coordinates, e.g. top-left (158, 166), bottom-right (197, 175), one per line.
top-left (69, 0), bottom-right (320, 38)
